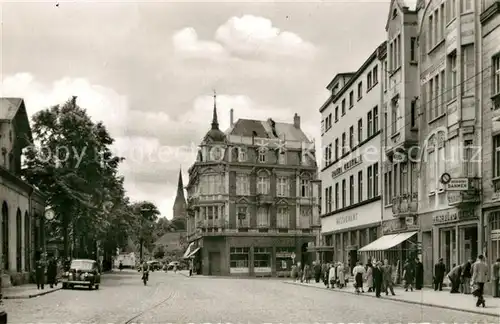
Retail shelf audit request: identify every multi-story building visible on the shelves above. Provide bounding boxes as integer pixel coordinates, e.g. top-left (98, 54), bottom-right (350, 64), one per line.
top-left (360, 0), bottom-right (422, 282)
top-left (416, 0), bottom-right (482, 281)
top-left (480, 0), bottom-right (500, 284)
top-left (184, 95), bottom-right (320, 277)
top-left (319, 42), bottom-right (385, 270)
top-left (1, 98), bottom-right (46, 287)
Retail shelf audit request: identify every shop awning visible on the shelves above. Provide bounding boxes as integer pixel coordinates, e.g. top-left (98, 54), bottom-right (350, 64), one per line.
top-left (186, 247), bottom-right (200, 258)
top-left (358, 231), bottom-right (417, 252)
top-left (182, 242), bottom-right (195, 259)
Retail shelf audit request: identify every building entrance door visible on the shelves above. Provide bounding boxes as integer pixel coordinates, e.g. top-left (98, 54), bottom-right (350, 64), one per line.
top-left (209, 252), bottom-right (221, 275)
top-left (460, 225), bottom-right (478, 263)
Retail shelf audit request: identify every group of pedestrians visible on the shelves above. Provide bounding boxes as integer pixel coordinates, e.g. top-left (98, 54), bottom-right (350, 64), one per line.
top-left (351, 259), bottom-right (396, 297)
top-left (34, 252), bottom-right (60, 290)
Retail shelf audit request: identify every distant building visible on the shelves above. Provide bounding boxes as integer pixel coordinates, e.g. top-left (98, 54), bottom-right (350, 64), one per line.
top-left (172, 169), bottom-right (187, 222)
top-left (1, 98), bottom-right (46, 286)
top-left (185, 94), bottom-right (320, 277)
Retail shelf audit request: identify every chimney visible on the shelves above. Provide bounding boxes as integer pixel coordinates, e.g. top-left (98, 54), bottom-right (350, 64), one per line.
top-left (230, 108), bottom-right (234, 127)
top-left (293, 113), bottom-right (300, 129)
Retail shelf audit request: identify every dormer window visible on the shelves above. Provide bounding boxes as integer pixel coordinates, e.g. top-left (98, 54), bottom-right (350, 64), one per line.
top-left (258, 150), bottom-right (267, 163)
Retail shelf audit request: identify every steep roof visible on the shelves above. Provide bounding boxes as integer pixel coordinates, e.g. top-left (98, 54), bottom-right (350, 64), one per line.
top-left (0, 97), bottom-right (33, 144)
top-left (0, 98), bottom-right (24, 120)
top-left (228, 118), bottom-right (310, 142)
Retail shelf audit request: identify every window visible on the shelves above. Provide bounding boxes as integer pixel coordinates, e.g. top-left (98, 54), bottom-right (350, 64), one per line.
top-left (358, 82), bottom-right (363, 99)
top-left (357, 119), bottom-right (363, 143)
top-left (201, 174), bottom-right (224, 195)
top-left (238, 148), bottom-right (247, 162)
top-left (257, 175), bottom-right (270, 194)
top-left (342, 133), bottom-right (346, 155)
top-left (278, 151), bottom-right (286, 164)
top-left (384, 110), bottom-right (388, 145)
top-left (259, 150), bottom-right (267, 163)
top-left (373, 106), bottom-right (379, 134)
top-left (429, 150), bottom-right (436, 192)
top-left (373, 163), bottom-right (379, 196)
top-left (236, 174), bottom-right (250, 195)
top-left (367, 166), bottom-right (373, 199)
top-left (327, 113), bottom-right (332, 128)
top-left (373, 66), bottom-right (378, 84)
top-left (257, 207), bottom-right (269, 227)
top-left (335, 183), bottom-right (339, 210)
top-left (447, 0), bottom-right (457, 22)
top-left (300, 207), bottom-right (311, 228)
top-left (435, 74), bottom-right (440, 118)
top-left (367, 111), bottom-right (373, 137)
top-left (411, 162), bottom-right (418, 194)
top-left (342, 179), bottom-right (346, 208)
top-left (391, 97), bottom-right (398, 135)
top-left (276, 207), bottom-right (289, 228)
top-left (437, 135), bottom-right (446, 191)
top-left (349, 126), bottom-right (354, 149)
top-left (429, 14), bottom-right (434, 48)
top-left (429, 78), bottom-right (435, 119)
top-left (383, 61), bottom-right (388, 91)
top-left (277, 177), bottom-right (289, 197)
top-left (324, 145), bottom-right (330, 166)
top-left (461, 0), bottom-right (472, 12)
top-left (411, 100), bottom-right (417, 128)
top-left (301, 178), bottom-right (311, 197)
top-left (335, 106), bottom-right (339, 121)
top-left (440, 70), bottom-right (445, 115)
top-left (384, 172), bottom-right (391, 205)
top-left (349, 175), bottom-right (354, 205)
top-left (349, 91), bottom-right (354, 108)
top-left (493, 135), bottom-right (500, 178)
top-left (342, 99), bottom-right (346, 115)
top-left (358, 170), bottom-right (363, 202)
top-left (335, 138), bottom-right (339, 160)
top-left (393, 164), bottom-right (399, 196)
top-left (410, 37), bottom-right (416, 61)
top-left (325, 186), bottom-right (332, 213)
top-left (440, 4), bottom-right (445, 39)
top-left (464, 140), bottom-right (473, 177)
top-left (367, 72), bottom-right (372, 89)
top-left (449, 52), bottom-right (458, 100)
top-left (494, 56), bottom-right (500, 97)
top-left (230, 247), bottom-right (249, 268)
top-left (254, 247), bottom-right (271, 268)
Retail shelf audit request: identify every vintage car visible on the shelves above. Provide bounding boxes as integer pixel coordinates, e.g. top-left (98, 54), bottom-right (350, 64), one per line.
top-left (61, 259), bottom-right (101, 290)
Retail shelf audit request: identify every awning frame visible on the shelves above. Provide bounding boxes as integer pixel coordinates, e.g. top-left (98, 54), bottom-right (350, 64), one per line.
top-left (358, 231), bottom-right (417, 252)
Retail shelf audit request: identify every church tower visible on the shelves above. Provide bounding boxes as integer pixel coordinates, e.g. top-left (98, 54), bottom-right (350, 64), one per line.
top-left (172, 168), bottom-right (187, 220)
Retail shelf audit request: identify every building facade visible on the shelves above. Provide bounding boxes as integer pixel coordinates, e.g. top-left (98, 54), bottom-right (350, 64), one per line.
top-left (416, 0), bottom-right (482, 285)
top-left (480, 0), bottom-right (500, 287)
top-left (319, 43), bottom-right (385, 270)
top-left (1, 98), bottom-right (46, 287)
top-left (185, 97), bottom-right (320, 277)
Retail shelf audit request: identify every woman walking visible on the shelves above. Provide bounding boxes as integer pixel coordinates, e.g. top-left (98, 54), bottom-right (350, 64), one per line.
top-left (403, 259), bottom-right (415, 292)
top-left (303, 264), bottom-right (311, 283)
top-left (365, 262), bottom-right (373, 292)
top-left (337, 262), bottom-right (345, 288)
top-left (353, 262), bottom-right (365, 294)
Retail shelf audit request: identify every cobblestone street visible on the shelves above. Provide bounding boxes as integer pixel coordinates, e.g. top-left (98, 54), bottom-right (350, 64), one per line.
top-left (4, 270), bottom-right (499, 323)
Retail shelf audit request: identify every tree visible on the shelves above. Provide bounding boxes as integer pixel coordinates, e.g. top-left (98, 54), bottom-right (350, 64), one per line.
top-left (153, 245), bottom-right (165, 260)
top-left (131, 201), bottom-right (160, 260)
top-left (23, 97), bottom-right (125, 259)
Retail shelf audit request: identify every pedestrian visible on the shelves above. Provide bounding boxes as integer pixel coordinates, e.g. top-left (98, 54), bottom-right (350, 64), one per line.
top-left (415, 258), bottom-right (424, 290)
top-left (35, 252), bottom-right (45, 290)
top-left (314, 261), bottom-right (321, 283)
top-left (447, 264), bottom-right (462, 293)
top-left (461, 259), bottom-right (472, 294)
top-left (403, 259), bottom-right (414, 292)
top-left (365, 262), bottom-right (373, 292)
top-left (472, 255), bottom-right (488, 307)
top-left (352, 261), bottom-right (365, 294)
top-left (382, 259), bottom-right (395, 296)
top-left (337, 262), bottom-right (345, 288)
top-left (434, 258), bottom-right (446, 291)
top-left (327, 263), bottom-right (335, 288)
top-left (492, 258), bottom-right (500, 298)
top-left (373, 261), bottom-right (383, 298)
top-left (291, 264), bottom-right (297, 282)
top-left (303, 264), bottom-right (311, 283)
top-left (47, 255), bottom-right (58, 288)
top-left (322, 262), bottom-right (329, 286)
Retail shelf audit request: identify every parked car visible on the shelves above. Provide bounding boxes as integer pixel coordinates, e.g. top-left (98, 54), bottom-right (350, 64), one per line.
top-left (147, 260), bottom-right (161, 271)
top-left (167, 261), bottom-right (182, 271)
top-left (61, 259), bottom-right (101, 290)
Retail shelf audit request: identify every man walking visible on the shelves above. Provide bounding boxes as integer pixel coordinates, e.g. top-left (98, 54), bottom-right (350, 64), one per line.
top-left (373, 261), bottom-right (383, 298)
top-left (382, 259), bottom-right (395, 296)
top-left (35, 252), bottom-right (46, 290)
top-left (492, 258), bottom-right (500, 298)
top-left (434, 258), bottom-right (446, 291)
top-left (472, 255), bottom-right (488, 307)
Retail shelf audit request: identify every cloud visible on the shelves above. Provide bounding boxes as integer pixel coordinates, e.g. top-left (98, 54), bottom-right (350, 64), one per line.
top-left (172, 15), bottom-right (316, 61)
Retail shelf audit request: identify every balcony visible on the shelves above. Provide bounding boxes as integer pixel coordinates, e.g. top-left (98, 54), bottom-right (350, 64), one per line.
top-left (196, 219), bottom-right (228, 229)
top-left (392, 193), bottom-right (418, 217)
top-left (446, 177), bottom-right (481, 207)
top-left (198, 194), bottom-right (226, 201)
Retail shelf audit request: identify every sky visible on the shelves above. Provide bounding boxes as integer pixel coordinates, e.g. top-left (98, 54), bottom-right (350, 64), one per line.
top-left (0, 0), bottom-right (399, 219)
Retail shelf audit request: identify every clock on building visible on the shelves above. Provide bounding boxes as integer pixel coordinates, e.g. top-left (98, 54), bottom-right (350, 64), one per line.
top-left (210, 145), bottom-right (224, 161)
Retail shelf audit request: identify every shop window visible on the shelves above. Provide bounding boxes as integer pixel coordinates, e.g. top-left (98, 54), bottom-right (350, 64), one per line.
top-left (254, 247), bottom-right (271, 270)
top-left (230, 247), bottom-right (249, 269)
top-left (276, 247), bottom-right (294, 271)
top-left (490, 213), bottom-right (500, 265)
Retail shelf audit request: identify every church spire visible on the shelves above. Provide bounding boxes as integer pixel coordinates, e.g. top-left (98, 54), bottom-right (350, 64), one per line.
top-left (211, 89), bottom-right (219, 130)
top-left (173, 167), bottom-right (187, 220)
top-left (176, 167), bottom-right (185, 200)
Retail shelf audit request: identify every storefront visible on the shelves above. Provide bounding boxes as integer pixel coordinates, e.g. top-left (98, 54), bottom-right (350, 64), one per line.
top-left (321, 199), bottom-right (382, 272)
top-left (254, 247), bottom-right (271, 276)
top-left (229, 247), bottom-right (250, 274)
top-left (430, 207), bottom-right (479, 273)
top-left (275, 247), bottom-right (295, 277)
top-left (487, 212), bottom-right (500, 269)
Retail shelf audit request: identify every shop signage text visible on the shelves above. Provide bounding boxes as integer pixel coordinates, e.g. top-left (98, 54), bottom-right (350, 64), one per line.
top-left (276, 252), bottom-right (292, 258)
top-left (383, 216), bottom-right (419, 234)
top-left (229, 267), bottom-right (249, 274)
top-left (337, 213), bottom-right (358, 225)
top-left (254, 267), bottom-right (272, 273)
top-left (432, 209), bottom-right (477, 225)
top-left (331, 156), bottom-right (362, 179)
top-left (446, 178), bottom-right (469, 191)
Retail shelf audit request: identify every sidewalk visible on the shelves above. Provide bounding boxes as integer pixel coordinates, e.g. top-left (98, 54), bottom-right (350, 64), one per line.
top-left (283, 280), bottom-right (500, 317)
top-left (3, 284), bottom-right (61, 299)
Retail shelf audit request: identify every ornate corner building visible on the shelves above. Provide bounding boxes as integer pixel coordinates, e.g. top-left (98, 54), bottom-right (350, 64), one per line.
top-left (1, 98), bottom-right (46, 287)
top-left (184, 95), bottom-right (320, 277)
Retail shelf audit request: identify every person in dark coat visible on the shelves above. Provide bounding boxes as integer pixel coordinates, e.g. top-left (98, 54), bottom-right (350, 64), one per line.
top-left (403, 259), bottom-right (415, 291)
top-left (447, 264), bottom-right (463, 293)
top-left (434, 258), bottom-right (446, 291)
top-left (47, 255), bottom-right (58, 288)
top-left (415, 258), bottom-right (424, 290)
top-left (373, 261), bottom-right (384, 298)
top-left (35, 252), bottom-right (46, 290)
top-left (313, 262), bottom-right (321, 283)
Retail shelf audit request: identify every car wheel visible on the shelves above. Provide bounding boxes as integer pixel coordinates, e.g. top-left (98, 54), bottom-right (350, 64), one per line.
top-left (95, 285), bottom-right (99, 290)
top-left (62, 283), bottom-right (67, 289)
top-left (88, 284), bottom-right (93, 290)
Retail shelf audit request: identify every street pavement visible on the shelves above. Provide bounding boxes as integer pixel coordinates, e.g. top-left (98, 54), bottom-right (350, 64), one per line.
top-left (3, 269), bottom-right (499, 323)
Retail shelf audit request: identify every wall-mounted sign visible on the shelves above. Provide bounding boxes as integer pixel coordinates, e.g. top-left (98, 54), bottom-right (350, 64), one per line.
top-left (229, 267), bottom-right (249, 274)
top-left (276, 252), bottom-right (292, 258)
top-left (405, 216), bottom-right (414, 226)
top-left (331, 156), bottom-right (362, 179)
top-left (254, 267), bottom-right (271, 273)
top-left (432, 209), bottom-right (477, 224)
top-left (440, 173), bottom-right (451, 184)
top-left (446, 178), bottom-right (468, 190)
top-left (336, 213), bottom-right (358, 225)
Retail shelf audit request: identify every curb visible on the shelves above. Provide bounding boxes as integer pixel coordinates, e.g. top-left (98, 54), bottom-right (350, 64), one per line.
top-left (4, 287), bottom-right (62, 300)
top-left (283, 281), bottom-right (500, 317)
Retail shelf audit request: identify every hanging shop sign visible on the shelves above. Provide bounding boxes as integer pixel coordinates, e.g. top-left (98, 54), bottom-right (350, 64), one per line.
top-left (446, 178), bottom-right (469, 190)
top-left (331, 156), bottom-right (362, 179)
